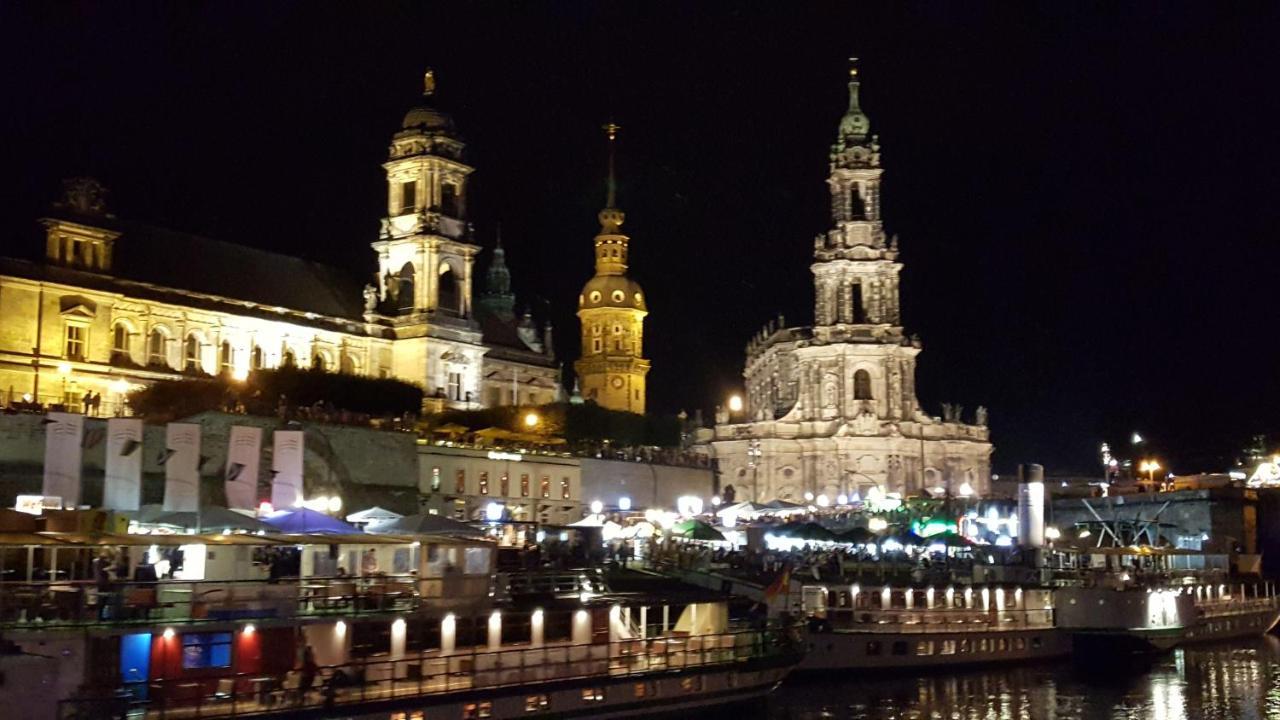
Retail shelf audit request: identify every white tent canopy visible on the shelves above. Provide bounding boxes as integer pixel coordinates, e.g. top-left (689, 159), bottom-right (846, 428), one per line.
top-left (346, 506), bottom-right (404, 525)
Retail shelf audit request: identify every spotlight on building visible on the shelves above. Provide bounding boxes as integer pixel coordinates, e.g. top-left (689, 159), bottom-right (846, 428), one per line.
top-left (589, 500), bottom-right (604, 515)
top-left (957, 482), bottom-right (975, 498)
top-left (485, 502), bottom-right (504, 522)
top-left (618, 496), bottom-right (632, 511)
top-left (803, 491), bottom-right (815, 502)
top-left (727, 395), bottom-right (743, 413)
top-left (816, 494), bottom-right (830, 507)
top-left (524, 412), bottom-right (539, 429)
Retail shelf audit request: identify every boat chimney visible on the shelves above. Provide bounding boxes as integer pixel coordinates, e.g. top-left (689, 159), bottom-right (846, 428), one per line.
top-left (1017, 463), bottom-right (1045, 548)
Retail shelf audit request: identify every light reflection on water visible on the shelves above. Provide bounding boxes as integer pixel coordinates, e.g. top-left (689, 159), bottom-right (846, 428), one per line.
top-left (740, 635), bottom-right (1280, 720)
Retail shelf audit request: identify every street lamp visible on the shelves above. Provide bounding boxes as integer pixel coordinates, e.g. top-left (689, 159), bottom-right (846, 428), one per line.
top-left (56, 362), bottom-right (72, 407)
top-left (109, 378), bottom-right (130, 417)
top-left (524, 412), bottom-right (539, 429)
top-left (1139, 459), bottom-right (1161, 487)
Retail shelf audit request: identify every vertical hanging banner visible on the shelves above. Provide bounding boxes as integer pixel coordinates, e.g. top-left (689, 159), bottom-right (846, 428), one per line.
top-left (103, 418), bottom-right (144, 511)
top-left (162, 423), bottom-right (201, 512)
top-left (225, 425), bottom-right (262, 511)
top-left (271, 430), bottom-right (305, 509)
top-left (42, 412), bottom-right (85, 507)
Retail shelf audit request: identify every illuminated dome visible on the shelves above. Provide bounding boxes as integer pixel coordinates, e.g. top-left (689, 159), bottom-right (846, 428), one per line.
top-left (402, 104), bottom-right (453, 132)
top-left (579, 275), bottom-right (646, 311)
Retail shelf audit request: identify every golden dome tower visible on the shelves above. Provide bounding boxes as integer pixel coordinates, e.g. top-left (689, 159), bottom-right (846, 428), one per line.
top-left (575, 124), bottom-right (650, 413)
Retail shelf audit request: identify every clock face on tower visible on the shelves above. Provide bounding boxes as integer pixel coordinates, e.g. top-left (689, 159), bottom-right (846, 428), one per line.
top-left (610, 376), bottom-right (624, 389)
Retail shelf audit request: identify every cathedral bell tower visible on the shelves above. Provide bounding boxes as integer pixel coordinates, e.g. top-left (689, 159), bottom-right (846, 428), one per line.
top-left (371, 69), bottom-right (479, 320)
top-left (575, 124), bottom-right (650, 413)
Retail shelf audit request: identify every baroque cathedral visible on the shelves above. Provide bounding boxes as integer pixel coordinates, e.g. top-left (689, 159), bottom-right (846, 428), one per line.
top-left (708, 63), bottom-right (992, 502)
top-left (0, 71), bottom-right (560, 413)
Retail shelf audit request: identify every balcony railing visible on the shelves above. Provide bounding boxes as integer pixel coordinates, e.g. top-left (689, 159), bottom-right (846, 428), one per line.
top-left (0, 575), bottom-right (450, 630)
top-left (56, 625), bottom-right (801, 720)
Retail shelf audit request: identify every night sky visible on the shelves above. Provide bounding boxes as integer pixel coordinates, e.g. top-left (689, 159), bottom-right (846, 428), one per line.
top-left (3, 4), bottom-right (1279, 475)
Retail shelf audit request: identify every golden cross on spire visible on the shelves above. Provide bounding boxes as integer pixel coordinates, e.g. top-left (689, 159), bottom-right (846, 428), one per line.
top-left (848, 57), bottom-right (859, 78)
top-left (603, 122), bottom-right (621, 141)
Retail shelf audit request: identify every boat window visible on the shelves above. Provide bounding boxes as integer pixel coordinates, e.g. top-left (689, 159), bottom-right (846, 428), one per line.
top-left (681, 676), bottom-right (703, 692)
top-left (1014, 637), bottom-right (1026, 650)
top-left (940, 640), bottom-right (956, 655)
top-left (892, 641), bottom-right (908, 656)
top-left (462, 702), bottom-right (492, 719)
top-left (915, 640), bottom-right (933, 656)
top-left (351, 622), bottom-right (391, 657)
top-left (181, 632), bottom-right (231, 669)
top-left (634, 682), bottom-right (656, 698)
top-left (525, 694), bottom-right (549, 712)
top-left (959, 639), bottom-right (971, 653)
top-left (865, 640), bottom-right (882, 656)
top-left (582, 687), bottom-right (605, 702)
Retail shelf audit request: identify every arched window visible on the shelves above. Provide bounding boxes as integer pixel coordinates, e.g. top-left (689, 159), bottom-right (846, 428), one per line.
top-left (219, 341), bottom-right (234, 374)
top-left (148, 328), bottom-right (168, 367)
top-left (251, 346), bottom-right (264, 370)
top-left (184, 335), bottom-right (202, 372)
top-left (112, 324), bottom-right (130, 362)
top-left (854, 369), bottom-right (873, 400)
top-left (339, 353), bottom-right (357, 374)
top-left (312, 353), bottom-right (327, 372)
top-left (397, 262), bottom-right (416, 313)
top-left (441, 182), bottom-right (459, 217)
top-left (281, 348), bottom-right (297, 368)
top-left (437, 264), bottom-right (460, 315)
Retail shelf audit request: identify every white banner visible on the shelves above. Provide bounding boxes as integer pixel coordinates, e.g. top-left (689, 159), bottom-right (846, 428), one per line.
top-left (42, 412), bottom-right (84, 508)
top-left (163, 423), bottom-right (202, 512)
top-left (225, 425), bottom-right (262, 510)
top-left (103, 418), bottom-right (144, 511)
top-left (271, 430), bottom-right (305, 509)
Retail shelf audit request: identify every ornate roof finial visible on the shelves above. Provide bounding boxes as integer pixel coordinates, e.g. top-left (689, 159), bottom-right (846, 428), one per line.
top-left (423, 68), bottom-right (436, 97)
top-left (838, 56), bottom-right (870, 141)
top-left (603, 122), bottom-right (620, 209)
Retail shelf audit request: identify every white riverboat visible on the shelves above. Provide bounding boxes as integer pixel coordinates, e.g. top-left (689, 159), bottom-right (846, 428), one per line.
top-left (0, 530), bottom-right (801, 720)
top-left (795, 582), bottom-right (1069, 671)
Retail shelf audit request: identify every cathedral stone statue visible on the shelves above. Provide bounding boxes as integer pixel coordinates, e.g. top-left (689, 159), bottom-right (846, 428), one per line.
top-left (363, 284), bottom-right (378, 312)
top-left (975, 405), bottom-right (988, 427)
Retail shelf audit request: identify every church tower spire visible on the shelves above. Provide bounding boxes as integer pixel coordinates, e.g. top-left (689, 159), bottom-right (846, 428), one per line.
top-left (575, 123), bottom-right (650, 413)
top-left (811, 58), bottom-right (902, 340)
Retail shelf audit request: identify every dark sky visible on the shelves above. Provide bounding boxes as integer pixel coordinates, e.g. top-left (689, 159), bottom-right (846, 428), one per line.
top-left (3, 3), bottom-right (1279, 475)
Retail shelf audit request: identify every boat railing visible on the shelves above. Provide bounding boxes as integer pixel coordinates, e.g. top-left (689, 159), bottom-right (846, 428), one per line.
top-left (812, 607), bottom-right (1055, 633)
top-left (0, 574), bottom-right (434, 630)
top-left (55, 623), bottom-right (802, 720)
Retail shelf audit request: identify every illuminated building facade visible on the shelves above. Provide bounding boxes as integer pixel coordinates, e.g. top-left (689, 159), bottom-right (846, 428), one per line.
top-left (575, 125), bottom-right (650, 413)
top-left (709, 62), bottom-right (993, 502)
top-left (0, 71), bottom-right (559, 413)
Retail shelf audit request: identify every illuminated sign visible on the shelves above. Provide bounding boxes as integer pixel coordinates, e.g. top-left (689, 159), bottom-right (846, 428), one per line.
top-left (487, 451), bottom-right (523, 462)
top-left (15, 495), bottom-right (62, 515)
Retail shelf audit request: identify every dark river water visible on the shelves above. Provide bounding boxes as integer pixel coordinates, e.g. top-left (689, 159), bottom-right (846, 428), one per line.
top-left (736, 636), bottom-right (1280, 720)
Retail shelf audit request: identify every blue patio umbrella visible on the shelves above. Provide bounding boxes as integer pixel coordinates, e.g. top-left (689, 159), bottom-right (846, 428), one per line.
top-left (262, 507), bottom-right (359, 534)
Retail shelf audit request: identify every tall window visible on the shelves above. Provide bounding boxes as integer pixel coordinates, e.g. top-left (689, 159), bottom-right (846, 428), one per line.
top-left (540, 476), bottom-right (550, 499)
top-left (184, 336), bottom-right (201, 372)
top-left (340, 353), bottom-right (357, 374)
top-left (282, 349), bottom-right (296, 368)
top-left (64, 325), bottom-right (85, 361)
top-left (219, 341), bottom-right (234, 375)
top-left (561, 478), bottom-right (571, 500)
top-left (478, 472), bottom-right (489, 496)
top-left (401, 180), bottom-right (417, 213)
top-left (455, 469), bottom-right (466, 494)
top-left (592, 338), bottom-right (602, 353)
top-left (111, 324), bottom-right (129, 362)
top-left (251, 345), bottom-right (264, 369)
top-left (854, 369), bottom-right (873, 400)
top-left (520, 474), bottom-right (530, 497)
top-left (850, 281), bottom-right (866, 323)
top-left (148, 329), bottom-right (167, 366)
top-left (431, 467), bottom-right (441, 492)
top-left (500, 473), bottom-right (509, 496)
top-left (441, 182), bottom-right (458, 217)
top-left (437, 266), bottom-right (460, 315)
top-left (447, 372), bottom-right (462, 401)
top-left (312, 353), bottom-right (327, 372)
